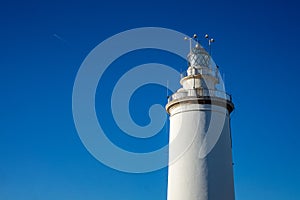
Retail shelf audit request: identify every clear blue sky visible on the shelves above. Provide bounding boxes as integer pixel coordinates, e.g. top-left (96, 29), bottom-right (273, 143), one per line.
top-left (1, 0), bottom-right (300, 199)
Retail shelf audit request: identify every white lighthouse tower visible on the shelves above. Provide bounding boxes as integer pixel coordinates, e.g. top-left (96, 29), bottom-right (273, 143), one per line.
top-left (166, 36), bottom-right (235, 200)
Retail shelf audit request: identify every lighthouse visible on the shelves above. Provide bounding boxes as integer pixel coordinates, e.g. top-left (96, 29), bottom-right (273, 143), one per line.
top-left (166, 35), bottom-right (235, 200)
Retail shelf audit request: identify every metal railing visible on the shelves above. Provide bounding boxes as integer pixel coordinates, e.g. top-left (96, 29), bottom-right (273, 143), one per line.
top-left (168, 88), bottom-right (232, 102)
top-left (180, 67), bottom-right (219, 79)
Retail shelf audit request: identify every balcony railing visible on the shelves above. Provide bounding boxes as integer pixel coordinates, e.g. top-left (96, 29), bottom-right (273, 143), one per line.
top-left (168, 88), bottom-right (232, 102)
top-left (180, 67), bottom-right (219, 79)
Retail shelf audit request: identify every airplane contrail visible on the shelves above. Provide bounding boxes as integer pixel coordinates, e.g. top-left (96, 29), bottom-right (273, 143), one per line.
top-left (53, 33), bottom-right (67, 43)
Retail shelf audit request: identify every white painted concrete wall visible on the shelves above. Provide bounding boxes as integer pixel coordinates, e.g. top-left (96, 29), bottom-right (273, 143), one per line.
top-left (167, 104), bottom-right (235, 200)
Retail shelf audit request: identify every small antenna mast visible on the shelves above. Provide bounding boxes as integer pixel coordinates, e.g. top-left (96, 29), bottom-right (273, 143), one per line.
top-left (205, 34), bottom-right (215, 55)
top-left (166, 80), bottom-right (169, 98)
top-left (184, 34), bottom-right (198, 52)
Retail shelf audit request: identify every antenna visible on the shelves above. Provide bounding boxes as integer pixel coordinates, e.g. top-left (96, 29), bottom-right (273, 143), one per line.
top-left (205, 34), bottom-right (215, 55)
top-left (184, 34), bottom-right (198, 52)
top-left (193, 34), bottom-right (198, 43)
top-left (184, 36), bottom-right (192, 52)
top-left (166, 80), bottom-right (169, 99)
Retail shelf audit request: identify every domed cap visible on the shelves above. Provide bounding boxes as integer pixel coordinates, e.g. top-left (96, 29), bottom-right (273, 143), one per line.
top-left (187, 44), bottom-right (210, 68)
